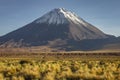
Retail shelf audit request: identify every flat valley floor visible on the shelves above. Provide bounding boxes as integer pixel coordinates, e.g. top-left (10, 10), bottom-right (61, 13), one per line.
top-left (0, 49), bottom-right (120, 80)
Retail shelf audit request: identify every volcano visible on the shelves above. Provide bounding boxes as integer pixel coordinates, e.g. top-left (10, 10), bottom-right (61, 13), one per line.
top-left (0, 8), bottom-right (115, 50)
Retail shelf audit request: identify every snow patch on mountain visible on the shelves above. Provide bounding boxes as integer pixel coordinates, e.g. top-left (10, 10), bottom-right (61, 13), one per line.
top-left (35, 8), bottom-right (87, 25)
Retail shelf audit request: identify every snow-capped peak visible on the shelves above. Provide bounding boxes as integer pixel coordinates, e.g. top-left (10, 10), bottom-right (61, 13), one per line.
top-left (35, 8), bottom-right (86, 25)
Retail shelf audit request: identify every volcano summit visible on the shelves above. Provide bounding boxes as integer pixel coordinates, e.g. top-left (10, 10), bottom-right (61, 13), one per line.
top-left (34, 8), bottom-right (109, 40)
top-left (0, 8), bottom-right (115, 50)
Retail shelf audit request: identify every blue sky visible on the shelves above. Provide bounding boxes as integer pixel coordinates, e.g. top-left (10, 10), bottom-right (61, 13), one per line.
top-left (0, 0), bottom-right (120, 36)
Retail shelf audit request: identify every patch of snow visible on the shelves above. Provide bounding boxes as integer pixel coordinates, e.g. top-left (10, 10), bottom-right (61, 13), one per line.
top-left (35, 8), bottom-right (87, 25)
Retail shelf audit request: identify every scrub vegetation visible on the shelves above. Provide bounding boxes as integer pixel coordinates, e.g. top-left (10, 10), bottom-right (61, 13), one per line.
top-left (0, 59), bottom-right (119, 80)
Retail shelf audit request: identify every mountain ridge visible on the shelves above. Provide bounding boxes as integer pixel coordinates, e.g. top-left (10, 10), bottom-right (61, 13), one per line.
top-left (0, 8), bottom-right (119, 51)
